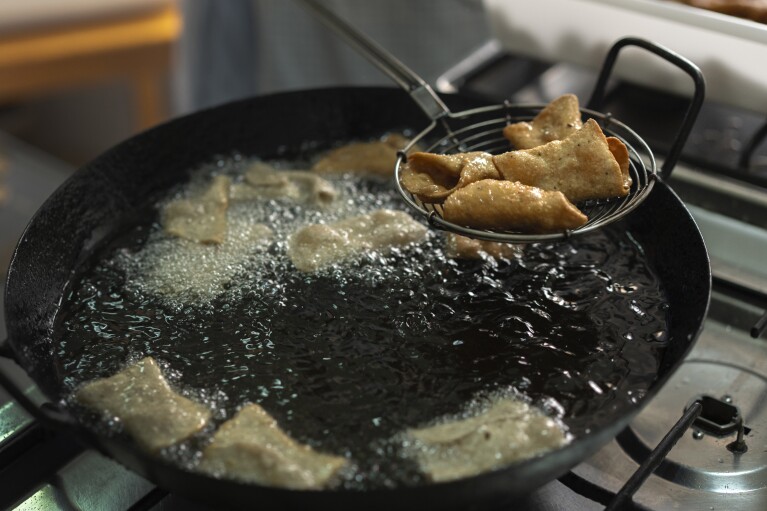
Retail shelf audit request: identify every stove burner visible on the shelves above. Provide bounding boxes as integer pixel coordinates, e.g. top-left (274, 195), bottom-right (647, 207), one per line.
top-left (570, 318), bottom-right (767, 510)
top-left (619, 360), bottom-right (765, 493)
top-left (686, 394), bottom-right (747, 439)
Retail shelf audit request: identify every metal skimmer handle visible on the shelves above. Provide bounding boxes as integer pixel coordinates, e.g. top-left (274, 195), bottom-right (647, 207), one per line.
top-left (296, 0), bottom-right (451, 121)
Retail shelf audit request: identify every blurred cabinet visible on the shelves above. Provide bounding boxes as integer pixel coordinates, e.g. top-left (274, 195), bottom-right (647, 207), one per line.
top-left (0, 2), bottom-right (181, 130)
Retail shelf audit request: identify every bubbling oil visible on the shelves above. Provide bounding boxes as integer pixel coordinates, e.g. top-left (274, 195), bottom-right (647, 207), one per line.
top-left (53, 153), bottom-right (669, 489)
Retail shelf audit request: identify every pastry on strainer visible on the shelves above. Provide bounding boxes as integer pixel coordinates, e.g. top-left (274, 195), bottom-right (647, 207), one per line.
top-left (442, 179), bottom-right (587, 233)
top-left (399, 151), bottom-right (499, 203)
top-left (503, 94), bottom-right (583, 149)
top-left (493, 119), bottom-right (631, 203)
top-left (401, 119), bottom-right (630, 206)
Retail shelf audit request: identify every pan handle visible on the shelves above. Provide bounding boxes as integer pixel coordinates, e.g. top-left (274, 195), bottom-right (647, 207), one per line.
top-left (586, 37), bottom-right (706, 181)
top-left (0, 337), bottom-right (77, 429)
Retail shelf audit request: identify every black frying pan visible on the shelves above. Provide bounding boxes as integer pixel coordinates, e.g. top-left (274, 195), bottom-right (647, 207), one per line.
top-left (0, 84), bottom-right (710, 510)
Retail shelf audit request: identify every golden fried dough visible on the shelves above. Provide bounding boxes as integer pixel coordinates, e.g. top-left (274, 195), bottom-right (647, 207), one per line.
top-left (607, 136), bottom-right (632, 191)
top-left (503, 94), bottom-right (583, 149)
top-left (399, 152), bottom-right (500, 203)
top-left (199, 403), bottom-right (347, 489)
top-left (231, 162), bottom-right (337, 205)
top-left (442, 180), bottom-right (587, 233)
top-left (398, 100), bottom-right (631, 234)
top-left (445, 233), bottom-right (521, 260)
top-left (493, 119), bottom-right (630, 203)
top-left (403, 395), bottom-right (569, 482)
top-left (288, 209), bottom-right (428, 272)
top-left (163, 175), bottom-right (231, 244)
top-left (75, 357), bottom-right (211, 452)
top-left (312, 133), bottom-right (417, 177)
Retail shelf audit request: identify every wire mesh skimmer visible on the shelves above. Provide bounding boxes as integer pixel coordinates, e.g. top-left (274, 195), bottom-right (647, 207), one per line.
top-left (298, 0), bottom-right (705, 244)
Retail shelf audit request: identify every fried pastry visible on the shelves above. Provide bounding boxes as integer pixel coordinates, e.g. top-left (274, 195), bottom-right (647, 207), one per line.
top-left (288, 209), bottom-right (428, 272)
top-left (607, 136), bottom-right (630, 183)
top-left (199, 403), bottom-right (347, 489)
top-left (445, 233), bottom-right (521, 260)
top-left (163, 175), bottom-right (230, 244)
top-left (442, 180), bottom-right (588, 233)
top-left (399, 152), bottom-right (500, 203)
top-left (312, 133), bottom-right (417, 177)
top-left (503, 94), bottom-right (583, 149)
top-left (404, 395), bottom-right (569, 482)
top-left (75, 357), bottom-right (211, 452)
top-left (232, 162), bottom-right (336, 205)
top-left (493, 119), bottom-right (631, 203)
top-left (400, 119), bottom-right (630, 207)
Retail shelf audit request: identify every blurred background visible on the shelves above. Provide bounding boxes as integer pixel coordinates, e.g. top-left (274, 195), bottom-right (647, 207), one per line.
top-left (0, 0), bottom-right (489, 167)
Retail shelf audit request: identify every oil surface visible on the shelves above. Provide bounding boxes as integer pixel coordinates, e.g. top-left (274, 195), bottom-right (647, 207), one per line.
top-left (52, 154), bottom-right (670, 489)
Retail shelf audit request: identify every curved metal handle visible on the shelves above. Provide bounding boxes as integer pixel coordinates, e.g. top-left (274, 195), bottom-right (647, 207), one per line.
top-left (739, 119), bottom-right (767, 171)
top-left (586, 37), bottom-right (706, 180)
top-left (296, 0), bottom-right (451, 121)
top-left (0, 337), bottom-right (76, 429)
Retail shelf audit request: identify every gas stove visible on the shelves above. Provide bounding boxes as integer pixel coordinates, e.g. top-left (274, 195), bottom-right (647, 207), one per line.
top-left (2, 44), bottom-right (767, 511)
top-left (437, 39), bottom-right (767, 511)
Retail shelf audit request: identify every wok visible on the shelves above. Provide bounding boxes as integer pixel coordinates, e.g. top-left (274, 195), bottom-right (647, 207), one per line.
top-left (0, 85), bottom-right (710, 510)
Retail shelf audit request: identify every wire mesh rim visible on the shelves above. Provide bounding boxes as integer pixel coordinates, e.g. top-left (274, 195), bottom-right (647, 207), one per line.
top-left (394, 103), bottom-right (658, 243)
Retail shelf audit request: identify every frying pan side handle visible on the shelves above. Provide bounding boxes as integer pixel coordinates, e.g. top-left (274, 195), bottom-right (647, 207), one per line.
top-left (0, 337), bottom-right (77, 429)
top-left (586, 37), bottom-right (706, 180)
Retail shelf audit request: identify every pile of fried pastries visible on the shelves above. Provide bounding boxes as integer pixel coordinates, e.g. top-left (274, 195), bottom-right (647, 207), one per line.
top-left (400, 94), bottom-right (632, 234)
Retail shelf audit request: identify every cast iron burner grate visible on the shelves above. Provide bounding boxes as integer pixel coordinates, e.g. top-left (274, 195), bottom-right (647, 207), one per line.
top-left (567, 295), bottom-right (767, 511)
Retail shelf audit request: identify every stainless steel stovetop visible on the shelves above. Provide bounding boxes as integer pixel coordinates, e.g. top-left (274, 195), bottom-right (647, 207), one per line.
top-left (439, 44), bottom-right (767, 510)
top-left (2, 47), bottom-right (767, 510)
